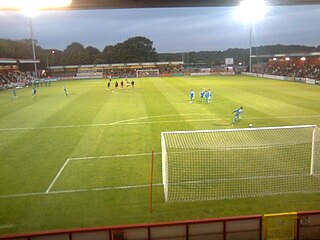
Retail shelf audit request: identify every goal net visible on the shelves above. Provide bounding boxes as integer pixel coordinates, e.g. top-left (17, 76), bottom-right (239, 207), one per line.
top-left (161, 125), bottom-right (320, 202)
top-left (136, 69), bottom-right (159, 78)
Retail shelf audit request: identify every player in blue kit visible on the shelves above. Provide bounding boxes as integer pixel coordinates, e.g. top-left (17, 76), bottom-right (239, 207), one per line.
top-left (199, 89), bottom-right (204, 102)
top-left (231, 106), bottom-right (243, 126)
top-left (208, 89), bottom-right (212, 103)
top-left (204, 90), bottom-right (210, 104)
top-left (12, 87), bottom-right (17, 98)
top-left (189, 89), bottom-right (195, 103)
top-left (32, 87), bottom-right (37, 99)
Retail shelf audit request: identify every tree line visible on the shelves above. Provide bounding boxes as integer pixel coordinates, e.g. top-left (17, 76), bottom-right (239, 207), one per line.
top-left (0, 36), bottom-right (319, 70)
top-left (0, 36), bottom-right (158, 69)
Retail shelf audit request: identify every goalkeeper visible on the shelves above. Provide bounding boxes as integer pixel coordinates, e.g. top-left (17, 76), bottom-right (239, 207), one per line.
top-left (231, 106), bottom-right (243, 126)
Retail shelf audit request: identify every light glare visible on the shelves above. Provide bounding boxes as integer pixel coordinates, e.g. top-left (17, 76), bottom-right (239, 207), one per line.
top-left (235, 0), bottom-right (267, 23)
top-left (23, 8), bottom-right (39, 17)
top-left (0, 0), bottom-right (72, 10)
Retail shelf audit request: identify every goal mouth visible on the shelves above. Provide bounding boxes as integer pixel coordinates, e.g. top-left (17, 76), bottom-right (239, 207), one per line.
top-left (136, 69), bottom-right (160, 78)
top-left (161, 125), bottom-right (320, 202)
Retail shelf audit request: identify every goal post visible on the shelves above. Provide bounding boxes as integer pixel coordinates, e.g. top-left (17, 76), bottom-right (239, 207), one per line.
top-left (161, 125), bottom-right (320, 202)
top-left (136, 69), bottom-right (159, 78)
top-left (310, 127), bottom-right (318, 175)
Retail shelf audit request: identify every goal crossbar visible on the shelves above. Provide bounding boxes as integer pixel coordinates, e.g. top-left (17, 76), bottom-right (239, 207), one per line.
top-left (162, 125), bottom-right (317, 135)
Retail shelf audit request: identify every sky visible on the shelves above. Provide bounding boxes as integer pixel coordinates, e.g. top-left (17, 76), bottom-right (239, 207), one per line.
top-left (0, 5), bottom-right (320, 53)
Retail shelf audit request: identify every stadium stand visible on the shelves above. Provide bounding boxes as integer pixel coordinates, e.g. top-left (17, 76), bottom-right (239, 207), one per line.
top-left (0, 71), bottom-right (33, 90)
top-left (264, 63), bottom-right (320, 80)
top-left (47, 62), bottom-right (184, 79)
top-left (252, 56), bottom-right (320, 80)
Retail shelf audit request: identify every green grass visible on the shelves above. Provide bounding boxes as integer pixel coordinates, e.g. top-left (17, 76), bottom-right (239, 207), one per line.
top-left (0, 75), bottom-right (319, 235)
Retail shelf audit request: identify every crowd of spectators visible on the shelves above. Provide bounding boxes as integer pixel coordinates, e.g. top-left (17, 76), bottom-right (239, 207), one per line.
top-left (254, 59), bottom-right (320, 80)
top-left (158, 65), bottom-right (183, 74)
top-left (104, 69), bottom-right (135, 78)
top-left (0, 71), bottom-right (34, 90)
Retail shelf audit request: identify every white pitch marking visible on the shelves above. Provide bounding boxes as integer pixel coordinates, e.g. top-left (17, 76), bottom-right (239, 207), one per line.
top-left (50, 183), bottom-right (163, 195)
top-left (0, 114), bottom-right (318, 131)
top-left (45, 159), bottom-right (70, 193)
top-left (0, 183), bottom-right (163, 199)
top-left (113, 118), bottom-right (225, 126)
top-left (68, 152), bottom-right (160, 161)
top-left (108, 113), bottom-right (228, 125)
top-left (45, 152), bottom-right (160, 194)
top-left (0, 191), bottom-right (45, 199)
top-left (0, 123), bottom-right (111, 131)
top-left (102, 115), bottom-right (320, 126)
top-left (0, 113), bottom-right (229, 131)
top-left (0, 224), bottom-right (15, 229)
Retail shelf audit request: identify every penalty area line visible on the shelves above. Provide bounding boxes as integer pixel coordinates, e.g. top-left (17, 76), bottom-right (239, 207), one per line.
top-left (49, 183), bottom-right (163, 195)
top-left (45, 158), bottom-right (70, 193)
top-left (68, 152), bottom-right (160, 161)
top-left (0, 183), bottom-right (163, 199)
top-left (45, 152), bottom-right (161, 193)
top-left (0, 224), bottom-right (15, 229)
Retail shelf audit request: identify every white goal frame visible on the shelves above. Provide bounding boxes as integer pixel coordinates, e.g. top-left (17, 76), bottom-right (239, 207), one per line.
top-left (161, 125), bottom-right (319, 202)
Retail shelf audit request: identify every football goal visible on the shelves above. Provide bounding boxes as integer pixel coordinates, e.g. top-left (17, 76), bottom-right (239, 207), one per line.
top-left (136, 69), bottom-right (159, 78)
top-left (161, 125), bottom-right (320, 202)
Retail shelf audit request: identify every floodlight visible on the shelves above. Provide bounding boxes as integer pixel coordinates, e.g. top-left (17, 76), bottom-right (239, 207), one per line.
top-left (235, 0), bottom-right (268, 73)
top-left (301, 57), bottom-right (306, 61)
top-left (0, 0), bottom-right (72, 10)
top-left (285, 57), bottom-right (291, 61)
top-left (273, 58), bottom-right (277, 61)
top-left (235, 0), bottom-right (267, 23)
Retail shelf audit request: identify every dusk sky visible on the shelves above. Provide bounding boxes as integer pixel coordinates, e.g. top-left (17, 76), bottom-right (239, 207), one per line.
top-left (0, 4), bottom-right (320, 53)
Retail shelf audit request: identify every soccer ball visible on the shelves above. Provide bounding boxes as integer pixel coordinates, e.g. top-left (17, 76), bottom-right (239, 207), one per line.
top-left (249, 123), bottom-right (253, 127)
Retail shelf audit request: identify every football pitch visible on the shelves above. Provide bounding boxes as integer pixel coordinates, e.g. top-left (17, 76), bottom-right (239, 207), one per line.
top-left (0, 75), bottom-right (319, 235)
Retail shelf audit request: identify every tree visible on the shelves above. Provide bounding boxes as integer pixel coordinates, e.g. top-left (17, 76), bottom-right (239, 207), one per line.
top-left (102, 36), bottom-right (158, 63)
top-left (121, 36), bottom-right (158, 63)
top-left (62, 42), bottom-right (90, 65)
top-left (102, 45), bottom-right (117, 63)
top-left (86, 46), bottom-right (101, 64)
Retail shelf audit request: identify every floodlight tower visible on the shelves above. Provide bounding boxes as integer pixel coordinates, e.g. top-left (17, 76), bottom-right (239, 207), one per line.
top-left (235, 0), bottom-right (267, 72)
top-left (29, 15), bottom-right (38, 78)
top-left (249, 22), bottom-right (253, 72)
